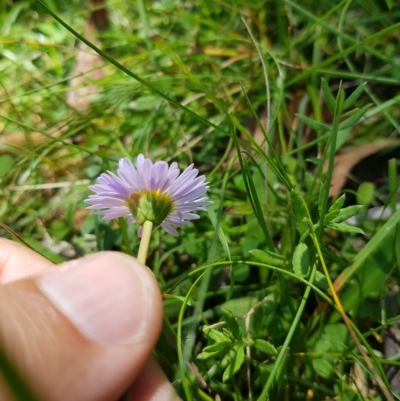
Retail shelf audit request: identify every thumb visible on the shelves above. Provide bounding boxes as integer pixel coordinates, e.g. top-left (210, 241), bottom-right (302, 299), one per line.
top-left (0, 252), bottom-right (163, 401)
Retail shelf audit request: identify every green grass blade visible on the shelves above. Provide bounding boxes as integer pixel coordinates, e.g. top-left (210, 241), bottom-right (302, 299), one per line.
top-left (35, 0), bottom-right (229, 137)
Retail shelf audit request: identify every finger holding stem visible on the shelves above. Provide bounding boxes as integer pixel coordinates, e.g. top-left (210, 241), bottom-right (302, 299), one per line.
top-left (137, 220), bottom-right (153, 265)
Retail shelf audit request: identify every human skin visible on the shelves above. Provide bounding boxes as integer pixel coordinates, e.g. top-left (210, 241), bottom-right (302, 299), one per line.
top-left (0, 238), bottom-right (179, 401)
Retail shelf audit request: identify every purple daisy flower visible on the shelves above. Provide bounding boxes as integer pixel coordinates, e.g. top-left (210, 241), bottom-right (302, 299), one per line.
top-left (85, 154), bottom-right (211, 236)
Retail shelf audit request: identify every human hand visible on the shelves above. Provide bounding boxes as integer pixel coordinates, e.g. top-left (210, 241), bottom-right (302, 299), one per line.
top-left (0, 238), bottom-right (179, 401)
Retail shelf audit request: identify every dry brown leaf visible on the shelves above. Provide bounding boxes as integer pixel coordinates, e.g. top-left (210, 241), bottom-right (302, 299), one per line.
top-left (1, 131), bottom-right (49, 145)
top-left (324, 139), bottom-right (398, 199)
top-left (0, 123), bottom-right (69, 147)
top-left (350, 363), bottom-right (370, 397)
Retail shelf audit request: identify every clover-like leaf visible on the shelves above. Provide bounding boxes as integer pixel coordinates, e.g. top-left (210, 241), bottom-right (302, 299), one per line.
top-left (292, 243), bottom-right (310, 279)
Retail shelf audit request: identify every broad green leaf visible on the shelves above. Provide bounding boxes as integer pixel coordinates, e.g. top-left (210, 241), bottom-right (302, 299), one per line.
top-left (356, 182), bottom-right (375, 206)
top-left (291, 189), bottom-right (311, 236)
top-left (222, 297), bottom-right (259, 317)
top-left (254, 339), bottom-right (277, 356)
top-left (233, 263), bottom-right (250, 282)
top-left (312, 358), bottom-right (333, 378)
top-left (296, 114), bottom-right (330, 132)
top-left (329, 194), bottom-right (346, 212)
top-left (315, 270), bottom-right (328, 291)
top-left (222, 346), bottom-right (245, 382)
top-left (331, 205), bottom-right (364, 223)
top-left (292, 243), bottom-right (310, 278)
top-left (221, 308), bottom-right (242, 340)
top-left (249, 249), bottom-right (286, 266)
top-left (324, 323), bottom-right (348, 352)
top-left (202, 327), bottom-right (231, 343)
top-left (327, 223), bottom-right (364, 234)
top-left (343, 82), bottom-right (367, 109)
top-left (321, 78), bottom-right (336, 112)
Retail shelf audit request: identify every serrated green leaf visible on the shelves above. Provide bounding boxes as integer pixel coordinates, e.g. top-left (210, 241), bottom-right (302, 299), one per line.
top-left (197, 341), bottom-right (231, 360)
top-left (197, 350), bottom-right (225, 361)
top-left (312, 358), bottom-right (333, 378)
top-left (202, 327), bottom-right (231, 343)
top-left (327, 223), bottom-right (364, 234)
top-left (221, 308), bottom-right (242, 340)
top-left (338, 104), bottom-right (371, 130)
top-left (249, 249), bottom-right (286, 266)
top-left (296, 114), bottom-right (330, 132)
top-left (203, 341), bottom-right (232, 353)
top-left (291, 189), bottom-right (311, 236)
top-left (331, 205), bottom-right (364, 223)
top-left (324, 209), bottom-right (340, 224)
top-left (343, 82), bottom-right (367, 109)
top-left (254, 339), bottom-right (277, 356)
top-left (292, 243), bottom-right (310, 278)
top-left (321, 78), bottom-right (336, 112)
top-left (222, 346), bottom-right (245, 382)
top-left (329, 194), bottom-right (346, 212)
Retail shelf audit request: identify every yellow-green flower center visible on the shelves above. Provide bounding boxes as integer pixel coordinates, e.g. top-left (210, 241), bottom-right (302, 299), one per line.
top-left (126, 190), bottom-right (174, 226)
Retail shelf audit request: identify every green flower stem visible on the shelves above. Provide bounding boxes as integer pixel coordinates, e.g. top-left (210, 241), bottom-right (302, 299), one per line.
top-left (137, 220), bottom-right (153, 264)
